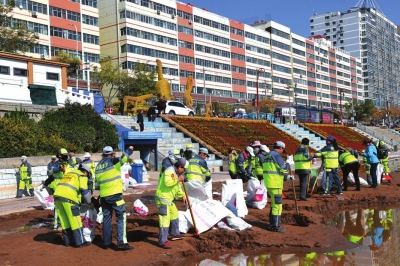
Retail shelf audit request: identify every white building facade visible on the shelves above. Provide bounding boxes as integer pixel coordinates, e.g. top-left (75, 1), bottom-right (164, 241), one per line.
top-left (310, 2), bottom-right (400, 108)
top-left (99, 0), bottom-right (364, 112)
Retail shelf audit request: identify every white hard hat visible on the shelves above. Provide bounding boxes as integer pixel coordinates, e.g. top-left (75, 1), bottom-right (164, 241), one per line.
top-left (246, 146), bottom-right (255, 157)
top-left (83, 152), bottom-right (91, 158)
top-left (102, 146), bottom-right (114, 155)
top-left (260, 145), bottom-right (270, 153)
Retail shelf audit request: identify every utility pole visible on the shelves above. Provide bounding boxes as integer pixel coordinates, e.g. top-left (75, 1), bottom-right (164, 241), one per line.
top-left (203, 67), bottom-right (206, 113)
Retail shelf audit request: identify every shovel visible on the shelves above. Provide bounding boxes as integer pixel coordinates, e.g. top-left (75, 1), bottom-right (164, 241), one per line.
top-left (289, 170), bottom-right (309, 227)
top-left (181, 181), bottom-right (199, 236)
top-left (308, 164), bottom-right (323, 198)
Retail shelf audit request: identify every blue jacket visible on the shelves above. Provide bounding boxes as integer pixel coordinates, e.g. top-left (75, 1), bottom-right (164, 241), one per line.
top-left (364, 144), bottom-right (379, 164)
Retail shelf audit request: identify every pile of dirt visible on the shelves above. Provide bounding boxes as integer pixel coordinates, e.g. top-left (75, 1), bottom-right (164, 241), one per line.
top-left (1, 173), bottom-right (400, 265)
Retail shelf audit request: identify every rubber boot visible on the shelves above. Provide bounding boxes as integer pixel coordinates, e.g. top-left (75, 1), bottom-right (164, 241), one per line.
top-left (273, 216), bottom-right (285, 233)
top-left (16, 189), bottom-right (23, 198)
top-left (29, 189), bottom-right (35, 197)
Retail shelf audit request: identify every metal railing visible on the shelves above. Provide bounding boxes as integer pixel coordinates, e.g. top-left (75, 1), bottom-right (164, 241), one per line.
top-left (356, 124), bottom-right (393, 145)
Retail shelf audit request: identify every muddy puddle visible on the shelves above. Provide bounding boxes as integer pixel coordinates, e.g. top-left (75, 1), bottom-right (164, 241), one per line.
top-left (184, 207), bottom-right (400, 265)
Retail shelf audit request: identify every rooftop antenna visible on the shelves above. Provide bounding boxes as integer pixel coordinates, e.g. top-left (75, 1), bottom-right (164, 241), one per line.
top-left (355, 0), bottom-right (383, 14)
top-left (313, 8), bottom-right (317, 15)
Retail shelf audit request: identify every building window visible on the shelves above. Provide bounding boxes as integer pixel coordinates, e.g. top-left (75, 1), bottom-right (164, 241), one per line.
top-left (0, 66), bottom-right (10, 75)
top-left (47, 72), bottom-right (59, 80)
top-left (14, 68), bottom-right (28, 76)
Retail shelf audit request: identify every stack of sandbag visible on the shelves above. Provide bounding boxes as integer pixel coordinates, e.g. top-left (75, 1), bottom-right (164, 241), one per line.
top-left (178, 179), bottom-right (252, 234)
top-left (246, 177), bottom-right (268, 210)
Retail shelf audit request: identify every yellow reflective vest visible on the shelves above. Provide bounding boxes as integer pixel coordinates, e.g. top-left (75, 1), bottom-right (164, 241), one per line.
top-left (315, 146), bottom-right (338, 172)
top-left (54, 169), bottom-right (88, 204)
top-left (338, 151), bottom-right (358, 166)
top-left (294, 145), bottom-right (312, 171)
top-left (155, 167), bottom-right (185, 204)
top-left (262, 150), bottom-right (288, 188)
top-left (95, 155), bottom-right (127, 197)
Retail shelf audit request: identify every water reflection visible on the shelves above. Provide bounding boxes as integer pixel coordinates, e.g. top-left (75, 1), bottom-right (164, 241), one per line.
top-left (193, 208), bottom-right (398, 265)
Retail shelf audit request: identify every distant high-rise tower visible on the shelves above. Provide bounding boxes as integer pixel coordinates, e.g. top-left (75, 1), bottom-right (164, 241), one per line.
top-left (310, 1), bottom-right (400, 109)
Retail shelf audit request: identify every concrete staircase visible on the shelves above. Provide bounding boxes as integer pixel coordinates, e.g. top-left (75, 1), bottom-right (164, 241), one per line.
top-left (353, 124), bottom-right (396, 149)
top-left (273, 123), bottom-right (327, 150)
top-left (108, 115), bottom-right (224, 172)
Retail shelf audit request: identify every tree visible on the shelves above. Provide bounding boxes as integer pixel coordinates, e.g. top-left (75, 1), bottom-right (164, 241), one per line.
top-left (120, 61), bottom-right (157, 97)
top-left (55, 51), bottom-right (81, 76)
top-left (0, 1), bottom-right (38, 53)
top-left (259, 98), bottom-right (278, 113)
top-left (38, 101), bottom-right (119, 153)
top-left (357, 99), bottom-right (375, 121)
top-left (91, 56), bottom-right (122, 108)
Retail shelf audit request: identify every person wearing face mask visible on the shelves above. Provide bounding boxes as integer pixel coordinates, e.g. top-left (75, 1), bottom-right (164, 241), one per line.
top-left (294, 138), bottom-right (313, 201)
top-left (250, 141), bottom-right (262, 179)
top-left (186, 148), bottom-right (211, 184)
top-left (235, 146), bottom-right (254, 183)
top-left (16, 156), bottom-right (34, 198)
top-left (161, 149), bottom-right (181, 173)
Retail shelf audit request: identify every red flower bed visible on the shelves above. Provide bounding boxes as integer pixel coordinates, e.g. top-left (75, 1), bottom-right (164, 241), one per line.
top-left (301, 123), bottom-right (366, 151)
top-left (168, 117), bottom-right (306, 155)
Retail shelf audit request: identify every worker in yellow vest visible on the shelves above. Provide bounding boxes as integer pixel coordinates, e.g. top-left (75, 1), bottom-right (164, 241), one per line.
top-left (339, 149), bottom-right (360, 191)
top-left (314, 136), bottom-right (341, 196)
top-left (294, 138), bottom-right (313, 201)
top-left (343, 210), bottom-right (365, 245)
top-left (17, 156), bottom-right (34, 198)
top-left (262, 141), bottom-right (292, 233)
top-left (155, 158), bottom-right (188, 249)
top-left (95, 145), bottom-right (134, 250)
top-left (53, 163), bottom-right (92, 247)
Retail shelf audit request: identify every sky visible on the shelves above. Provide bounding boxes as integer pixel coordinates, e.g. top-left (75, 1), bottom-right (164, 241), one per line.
top-left (183, 0), bottom-right (400, 38)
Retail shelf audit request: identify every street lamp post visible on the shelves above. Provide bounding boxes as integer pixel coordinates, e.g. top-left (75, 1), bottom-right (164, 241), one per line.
top-left (69, 23), bottom-right (79, 90)
top-left (286, 83), bottom-right (296, 124)
top-left (387, 97), bottom-right (391, 128)
top-left (295, 93), bottom-right (298, 123)
top-left (256, 68), bottom-right (265, 120)
top-left (340, 89), bottom-right (345, 125)
top-left (84, 61), bottom-right (90, 92)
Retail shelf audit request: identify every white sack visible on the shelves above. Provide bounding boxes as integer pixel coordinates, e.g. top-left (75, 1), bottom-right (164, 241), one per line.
top-left (252, 183), bottom-right (268, 210)
top-left (222, 179), bottom-right (248, 218)
top-left (246, 177), bottom-right (260, 202)
top-left (225, 211), bottom-right (252, 231)
top-left (359, 177), bottom-right (368, 186)
top-left (184, 199), bottom-right (231, 234)
top-left (376, 164), bottom-right (383, 184)
top-left (179, 211), bottom-right (192, 233)
top-left (186, 180), bottom-right (209, 206)
top-left (133, 199), bottom-right (148, 216)
top-left (80, 204), bottom-right (97, 242)
top-left (96, 207), bottom-right (103, 224)
top-left (203, 179), bottom-right (213, 200)
top-left (34, 184), bottom-right (54, 210)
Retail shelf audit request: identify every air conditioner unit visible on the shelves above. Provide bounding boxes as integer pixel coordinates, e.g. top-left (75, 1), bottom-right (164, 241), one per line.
top-left (188, 19), bottom-right (192, 24)
top-left (34, 32), bottom-right (39, 39)
top-left (31, 11), bottom-right (37, 18)
top-left (40, 54), bottom-right (46, 59)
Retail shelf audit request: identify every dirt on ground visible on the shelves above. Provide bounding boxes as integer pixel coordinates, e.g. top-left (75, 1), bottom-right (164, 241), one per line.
top-left (1, 172), bottom-right (400, 266)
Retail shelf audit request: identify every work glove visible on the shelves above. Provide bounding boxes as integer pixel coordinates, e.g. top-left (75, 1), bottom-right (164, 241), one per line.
top-left (287, 175), bottom-right (295, 181)
top-left (257, 175), bottom-right (263, 181)
top-left (205, 176), bottom-right (211, 182)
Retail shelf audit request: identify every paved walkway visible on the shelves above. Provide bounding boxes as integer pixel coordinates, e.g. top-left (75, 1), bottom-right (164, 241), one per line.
top-left (0, 163), bottom-right (327, 216)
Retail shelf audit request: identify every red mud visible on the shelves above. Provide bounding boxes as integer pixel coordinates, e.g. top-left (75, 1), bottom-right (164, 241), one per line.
top-left (1, 173), bottom-right (400, 266)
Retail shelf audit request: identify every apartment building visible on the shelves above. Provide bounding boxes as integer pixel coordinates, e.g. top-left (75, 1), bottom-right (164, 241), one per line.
top-left (309, 0), bottom-right (400, 108)
top-left (2, 0), bottom-right (100, 89)
top-left (99, 0), bottom-right (364, 111)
